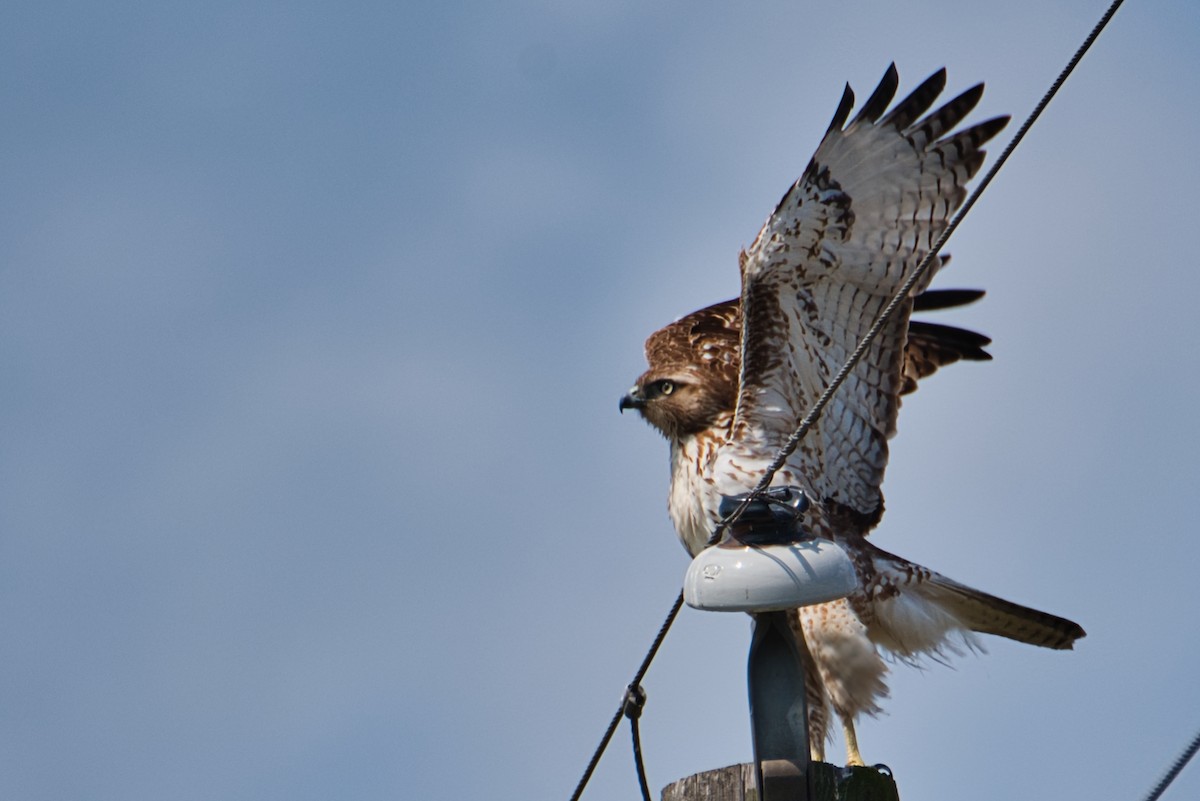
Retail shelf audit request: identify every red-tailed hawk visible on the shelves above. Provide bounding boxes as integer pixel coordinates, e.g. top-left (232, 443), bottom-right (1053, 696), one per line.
top-left (620, 66), bottom-right (1085, 765)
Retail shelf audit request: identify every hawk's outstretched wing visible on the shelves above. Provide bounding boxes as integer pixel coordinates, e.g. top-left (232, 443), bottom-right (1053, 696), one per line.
top-left (716, 65), bottom-right (1007, 525)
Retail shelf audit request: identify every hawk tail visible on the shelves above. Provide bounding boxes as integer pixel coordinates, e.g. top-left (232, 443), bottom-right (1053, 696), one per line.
top-left (866, 544), bottom-right (1086, 658)
top-left (918, 574), bottom-right (1087, 650)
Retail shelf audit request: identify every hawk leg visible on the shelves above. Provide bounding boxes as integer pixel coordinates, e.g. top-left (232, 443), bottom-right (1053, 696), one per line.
top-left (842, 718), bottom-right (865, 767)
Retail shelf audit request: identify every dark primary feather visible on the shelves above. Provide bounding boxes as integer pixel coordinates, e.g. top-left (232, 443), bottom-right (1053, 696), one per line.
top-left (912, 288), bottom-right (985, 311)
top-left (879, 67), bottom-right (947, 131)
top-left (907, 321), bottom-right (991, 359)
top-left (825, 84), bottom-right (856, 137)
top-left (902, 319), bottom-right (992, 395)
top-left (851, 63), bottom-right (900, 127)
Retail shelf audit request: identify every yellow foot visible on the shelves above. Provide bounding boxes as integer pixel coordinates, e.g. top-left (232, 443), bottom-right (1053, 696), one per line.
top-left (842, 719), bottom-right (865, 767)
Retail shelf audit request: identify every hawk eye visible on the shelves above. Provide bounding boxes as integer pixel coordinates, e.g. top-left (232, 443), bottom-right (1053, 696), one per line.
top-left (658, 380), bottom-right (675, 396)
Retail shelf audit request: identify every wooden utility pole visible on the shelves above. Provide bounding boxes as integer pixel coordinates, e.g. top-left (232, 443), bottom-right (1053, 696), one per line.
top-left (662, 762), bottom-right (899, 801)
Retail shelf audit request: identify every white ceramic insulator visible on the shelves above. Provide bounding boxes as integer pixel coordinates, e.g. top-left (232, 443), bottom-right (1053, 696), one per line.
top-left (683, 539), bottom-right (858, 612)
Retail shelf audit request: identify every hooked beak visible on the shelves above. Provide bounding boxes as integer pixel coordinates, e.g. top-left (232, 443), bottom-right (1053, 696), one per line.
top-left (619, 387), bottom-right (645, 414)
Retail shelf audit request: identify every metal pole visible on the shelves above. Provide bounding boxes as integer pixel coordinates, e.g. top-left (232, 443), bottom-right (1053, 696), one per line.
top-left (748, 610), bottom-right (811, 801)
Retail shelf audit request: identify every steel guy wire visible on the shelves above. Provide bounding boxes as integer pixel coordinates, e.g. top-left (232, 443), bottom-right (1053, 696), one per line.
top-left (1141, 728), bottom-right (1200, 801)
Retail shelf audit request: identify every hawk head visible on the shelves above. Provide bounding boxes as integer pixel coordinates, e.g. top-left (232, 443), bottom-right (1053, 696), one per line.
top-left (620, 300), bottom-right (740, 441)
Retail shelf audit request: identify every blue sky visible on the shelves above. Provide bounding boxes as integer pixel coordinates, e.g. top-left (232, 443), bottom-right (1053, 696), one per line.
top-left (2, 1), bottom-right (1198, 799)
